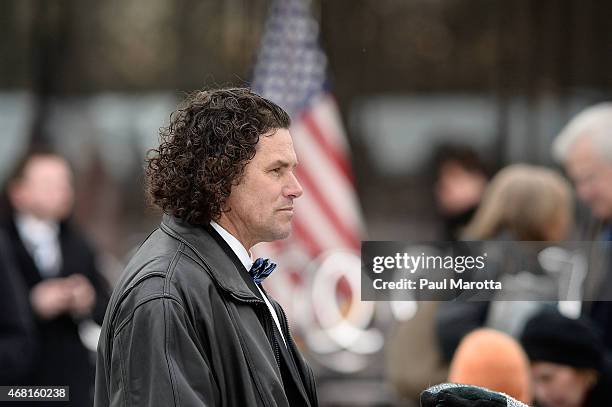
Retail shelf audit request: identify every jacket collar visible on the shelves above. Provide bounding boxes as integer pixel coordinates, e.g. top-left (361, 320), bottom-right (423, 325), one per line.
top-left (160, 215), bottom-right (264, 302)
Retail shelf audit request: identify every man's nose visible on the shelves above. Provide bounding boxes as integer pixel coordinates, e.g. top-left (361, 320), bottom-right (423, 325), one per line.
top-left (285, 172), bottom-right (303, 199)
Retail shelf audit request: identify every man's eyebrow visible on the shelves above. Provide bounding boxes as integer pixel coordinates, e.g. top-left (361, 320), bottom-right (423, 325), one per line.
top-left (268, 159), bottom-right (298, 168)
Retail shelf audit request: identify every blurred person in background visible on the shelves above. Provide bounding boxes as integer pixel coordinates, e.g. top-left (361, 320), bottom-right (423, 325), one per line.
top-left (447, 328), bottom-right (532, 405)
top-left (0, 229), bottom-right (36, 385)
top-left (520, 308), bottom-right (612, 407)
top-left (552, 102), bottom-right (612, 350)
top-left (386, 299), bottom-right (448, 402)
top-left (386, 151), bottom-right (490, 403)
top-left (433, 144), bottom-right (490, 241)
top-left (95, 88), bottom-right (317, 407)
top-left (0, 148), bottom-right (110, 406)
top-left (436, 164), bottom-right (574, 360)
top-left (553, 103), bottom-right (612, 233)
top-left (461, 164), bottom-right (572, 242)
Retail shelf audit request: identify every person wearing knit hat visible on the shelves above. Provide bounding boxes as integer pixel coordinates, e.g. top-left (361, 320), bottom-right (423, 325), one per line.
top-left (448, 328), bottom-right (532, 404)
top-left (420, 383), bottom-right (529, 407)
top-left (520, 308), bottom-right (612, 407)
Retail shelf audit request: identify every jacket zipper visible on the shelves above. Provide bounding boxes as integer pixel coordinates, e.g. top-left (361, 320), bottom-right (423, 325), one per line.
top-left (231, 293), bottom-right (283, 372)
top-left (272, 322), bottom-right (282, 371)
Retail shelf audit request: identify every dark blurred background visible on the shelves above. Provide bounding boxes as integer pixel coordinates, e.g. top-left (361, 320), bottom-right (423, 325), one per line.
top-left (2, 0), bottom-right (611, 259)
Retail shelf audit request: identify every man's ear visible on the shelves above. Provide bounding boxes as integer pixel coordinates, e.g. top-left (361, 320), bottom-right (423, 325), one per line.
top-left (7, 180), bottom-right (25, 210)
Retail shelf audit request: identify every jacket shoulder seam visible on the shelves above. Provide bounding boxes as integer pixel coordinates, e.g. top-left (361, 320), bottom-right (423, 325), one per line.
top-left (109, 270), bottom-right (167, 326)
top-left (113, 294), bottom-right (185, 338)
top-left (110, 245), bottom-right (182, 331)
top-left (164, 244), bottom-right (184, 294)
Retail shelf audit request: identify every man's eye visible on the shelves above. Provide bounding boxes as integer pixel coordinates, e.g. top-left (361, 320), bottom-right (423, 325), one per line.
top-left (271, 168), bottom-right (281, 173)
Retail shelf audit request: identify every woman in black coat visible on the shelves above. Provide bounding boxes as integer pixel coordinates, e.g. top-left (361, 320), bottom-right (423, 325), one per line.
top-left (521, 308), bottom-right (612, 407)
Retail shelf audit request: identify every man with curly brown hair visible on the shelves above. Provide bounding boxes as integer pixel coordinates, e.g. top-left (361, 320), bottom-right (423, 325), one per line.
top-left (94, 88), bottom-right (317, 407)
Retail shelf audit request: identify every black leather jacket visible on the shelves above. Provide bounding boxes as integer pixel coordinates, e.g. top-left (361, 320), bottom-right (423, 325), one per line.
top-left (95, 215), bottom-right (318, 407)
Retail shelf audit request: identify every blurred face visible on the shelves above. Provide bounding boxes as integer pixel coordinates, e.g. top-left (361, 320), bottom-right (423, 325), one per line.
top-left (219, 128), bottom-right (303, 249)
top-left (435, 161), bottom-right (487, 216)
top-left (565, 137), bottom-right (612, 220)
top-left (531, 362), bottom-right (595, 407)
top-left (9, 155), bottom-right (74, 221)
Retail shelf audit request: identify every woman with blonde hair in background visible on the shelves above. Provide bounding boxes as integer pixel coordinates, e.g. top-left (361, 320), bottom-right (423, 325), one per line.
top-left (462, 163), bottom-right (573, 241)
top-left (436, 164), bottom-right (575, 365)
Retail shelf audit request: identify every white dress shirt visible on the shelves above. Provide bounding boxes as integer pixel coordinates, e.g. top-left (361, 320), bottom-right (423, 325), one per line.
top-left (210, 221), bottom-right (287, 346)
top-left (15, 213), bottom-right (62, 278)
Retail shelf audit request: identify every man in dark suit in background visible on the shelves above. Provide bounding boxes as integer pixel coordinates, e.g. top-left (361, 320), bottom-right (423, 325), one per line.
top-left (1, 148), bottom-right (110, 405)
top-left (552, 102), bottom-right (612, 350)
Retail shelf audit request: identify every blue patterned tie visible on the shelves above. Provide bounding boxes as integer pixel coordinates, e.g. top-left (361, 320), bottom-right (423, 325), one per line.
top-left (248, 258), bottom-right (277, 284)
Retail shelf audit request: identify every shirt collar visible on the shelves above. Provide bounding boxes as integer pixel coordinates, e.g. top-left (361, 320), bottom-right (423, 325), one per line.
top-left (14, 213), bottom-right (59, 244)
top-left (209, 221), bottom-right (253, 271)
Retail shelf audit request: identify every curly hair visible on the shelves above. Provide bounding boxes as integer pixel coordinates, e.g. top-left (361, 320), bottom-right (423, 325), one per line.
top-left (145, 88), bottom-right (291, 225)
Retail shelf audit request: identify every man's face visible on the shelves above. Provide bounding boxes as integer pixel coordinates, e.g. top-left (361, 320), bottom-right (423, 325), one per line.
top-left (9, 155), bottom-right (75, 221)
top-left (565, 137), bottom-right (612, 220)
top-left (221, 128), bottom-right (303, 248)
top-left (435, 161), bottom-right (487, 216)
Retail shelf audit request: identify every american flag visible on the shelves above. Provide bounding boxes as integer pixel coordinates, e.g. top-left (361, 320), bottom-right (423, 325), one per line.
top-left (251, 0), bottom-right (363, 309)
